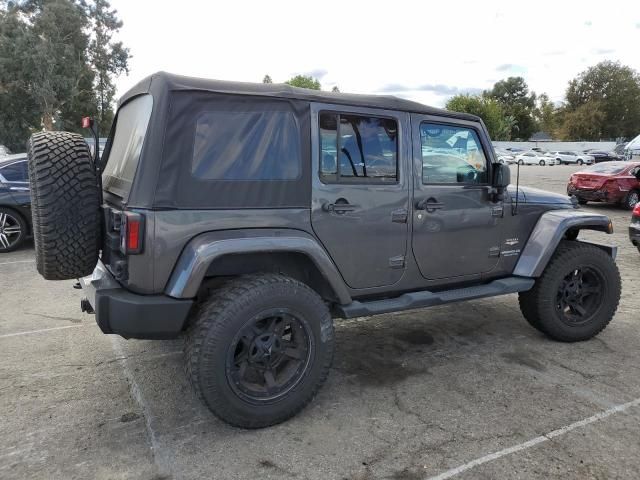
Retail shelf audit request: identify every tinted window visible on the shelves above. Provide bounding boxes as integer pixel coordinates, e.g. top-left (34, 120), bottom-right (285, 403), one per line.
top-left (102, 94), bottom-right (153, 198)
top-left (420, 123), bottom-right (488, 184)
top-left (319, 113), bottom-right (398, 183)
top-left (192, 109), bottom-right (300, 181)
top-left (0, 160), bottom-right (28, 182)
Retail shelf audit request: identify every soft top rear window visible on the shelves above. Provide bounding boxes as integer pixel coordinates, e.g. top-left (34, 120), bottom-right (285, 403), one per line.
top-left (102, 94), bottom-right (153, 199)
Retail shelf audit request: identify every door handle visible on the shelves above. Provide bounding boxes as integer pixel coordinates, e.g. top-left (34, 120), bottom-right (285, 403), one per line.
top-left (322, 202), bottom-right (358, 213)
top-left (415, 198), bottom-right (444, 212)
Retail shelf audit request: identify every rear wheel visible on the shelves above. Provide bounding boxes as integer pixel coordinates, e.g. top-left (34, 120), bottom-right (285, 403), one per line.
top-left (518, 159), bottom-right (524, 165)
top-left (27, 132), bottom-right (100, 280)
top-left (623, 190), bottom-right (639, 210)
top-left (518, 241), bottom-right (620, 342)
top-left (0, 208), bottom-right (27, 253)
top-left (185, 274), bottom-right (335, 428)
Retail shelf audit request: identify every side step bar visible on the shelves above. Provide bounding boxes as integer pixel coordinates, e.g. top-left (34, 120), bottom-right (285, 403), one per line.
top-left (335, 277), bottom-right (535, 319)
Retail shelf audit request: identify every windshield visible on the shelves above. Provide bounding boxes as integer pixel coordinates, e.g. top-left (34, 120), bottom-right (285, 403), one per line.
top-left (102, 94), bottom-right (153, 199)
top-left (583, 163), bottom-right (627, 174)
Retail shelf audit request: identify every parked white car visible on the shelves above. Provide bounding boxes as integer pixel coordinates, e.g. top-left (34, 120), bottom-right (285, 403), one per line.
top-left (515, 151), bottom-right (555, 166)
top-left (494, 148), bottom-right (516, 164)
top-left (551, 151), bottom-right (594, 165)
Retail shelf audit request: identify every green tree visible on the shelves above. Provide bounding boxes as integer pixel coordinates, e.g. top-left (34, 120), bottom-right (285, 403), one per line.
top-left (556, 101), bottom-right (606, 140)
top-left (86, 0), bottom-right (130, 133)
top-left (285, 75), bottom-right (321, 90)
top-left (563, 61), bottom-right (640, 139)
top-left (445, 94), bottom-right (513, 140)
top-left (19, 0), bottom-right (91, 131)
top-left (534, 93), bottom-right (557, 137)
top-left (485, 77), bottom-right (537, 140)
top-left (262, 74), bottom-right (272, 84)
top-left (0, 5), bottom-right (40, 150)
top-left (0, 0), bottom-right (130, 149)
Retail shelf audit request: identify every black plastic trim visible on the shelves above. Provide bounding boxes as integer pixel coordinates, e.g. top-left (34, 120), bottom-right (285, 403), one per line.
top-left (334, 276), bottom-right (534, 318)
top-left (95, 288), bottom-right (193, 339)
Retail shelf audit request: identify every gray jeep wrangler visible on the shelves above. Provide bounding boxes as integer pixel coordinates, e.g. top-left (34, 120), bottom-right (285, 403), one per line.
top-left (27, 72), bottom-right (621, 429)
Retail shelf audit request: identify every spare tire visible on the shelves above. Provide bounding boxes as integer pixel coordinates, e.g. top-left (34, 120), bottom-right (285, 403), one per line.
top-left (27, 131), bottom-right (101, 280)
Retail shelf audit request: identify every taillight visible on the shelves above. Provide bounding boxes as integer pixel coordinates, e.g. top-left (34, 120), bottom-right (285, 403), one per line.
top-left (120, 212), bottom-right (144, 254)
top-left (633, 203), bottom-right (640, 218)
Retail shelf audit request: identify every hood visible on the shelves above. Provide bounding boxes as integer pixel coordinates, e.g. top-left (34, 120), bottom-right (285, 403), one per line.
top-left (508, 185), bottom-right (575, 206)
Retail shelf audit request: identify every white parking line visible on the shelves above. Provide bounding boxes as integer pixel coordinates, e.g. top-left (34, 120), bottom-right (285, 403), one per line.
top-left (0, 259), bottom-right (35, 266)
top-left (0, 324), bottom-right (85, 338)
top-left (426, 397), bottom-right (640, 480)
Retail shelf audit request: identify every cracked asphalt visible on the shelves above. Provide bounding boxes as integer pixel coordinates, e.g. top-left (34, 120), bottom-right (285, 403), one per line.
top-left (1, 165), bottom-right (639, 480)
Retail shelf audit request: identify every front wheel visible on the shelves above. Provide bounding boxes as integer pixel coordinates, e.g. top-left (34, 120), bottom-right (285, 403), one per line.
top-left (518, 241), bottom-right (620, 342)
top-left (518, 159), bottom-right (524, 165)
top-left (577, 159), bottom-right (584, 165)
top-left (185, 274), bottom-right (335, 428)
top-left (623, 190), bottom-right (639, 210)
top-left (539, 159), bottom-right (545, 166)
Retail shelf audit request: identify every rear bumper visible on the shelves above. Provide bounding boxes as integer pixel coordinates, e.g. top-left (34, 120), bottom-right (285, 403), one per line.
top-left (80, 261), bottom-right (194, 339)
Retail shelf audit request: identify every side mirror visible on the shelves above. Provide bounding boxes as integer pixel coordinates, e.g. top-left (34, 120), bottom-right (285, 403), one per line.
top-left (493, 163), bottom-right (510, 190)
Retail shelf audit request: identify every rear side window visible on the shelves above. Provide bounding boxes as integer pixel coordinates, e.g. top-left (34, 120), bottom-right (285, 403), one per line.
top-left (319, 112), bottom-right (398, 183)
top-left (102, 94), bottom-right (153, 198)
top-left (192, 109), bottom-right (300, 180)
top-left (0, 160), bottom-right (28, 182)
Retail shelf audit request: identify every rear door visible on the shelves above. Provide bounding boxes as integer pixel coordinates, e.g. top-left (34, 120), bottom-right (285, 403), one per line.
top-left (310, 105), bottom-right (410, 289)
top-left (0, 159), bottom-right (30, 204)
top-left (411, 116), bottom-right (503, 280)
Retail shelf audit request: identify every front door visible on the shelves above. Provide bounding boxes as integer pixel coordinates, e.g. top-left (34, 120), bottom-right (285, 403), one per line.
top-left (411, 116), bottom-right (503, 280)
top-left (311, 106), bottom-right (410, 289)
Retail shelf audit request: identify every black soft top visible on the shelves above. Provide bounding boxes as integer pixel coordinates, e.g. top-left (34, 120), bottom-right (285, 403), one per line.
top-left (119, 71), bottom-right (479, 122)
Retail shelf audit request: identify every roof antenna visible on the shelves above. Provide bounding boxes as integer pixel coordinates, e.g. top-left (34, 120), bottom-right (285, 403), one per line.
top-left (513, 160), bottom-right (520, 215)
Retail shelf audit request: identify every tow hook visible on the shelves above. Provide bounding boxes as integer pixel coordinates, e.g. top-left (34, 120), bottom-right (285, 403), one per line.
top-left (80, 298), bottom-right (95, 314)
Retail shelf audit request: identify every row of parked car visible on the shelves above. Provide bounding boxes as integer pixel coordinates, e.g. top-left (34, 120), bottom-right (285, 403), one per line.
top-left (494, 147), bottom-right (625, 166)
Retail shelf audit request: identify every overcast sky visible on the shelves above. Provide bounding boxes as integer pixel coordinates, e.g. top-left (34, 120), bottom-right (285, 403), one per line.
top-left (110, 0), bottom-right (640, 108)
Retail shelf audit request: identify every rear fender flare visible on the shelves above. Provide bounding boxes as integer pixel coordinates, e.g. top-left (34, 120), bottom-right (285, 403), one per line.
top-left (164, 229), bottom-right (351, 304)
top-left (513, 210), bottom-right (615, 278)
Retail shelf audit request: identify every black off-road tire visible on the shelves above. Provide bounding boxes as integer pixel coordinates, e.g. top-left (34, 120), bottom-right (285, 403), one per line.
top-left (518, 241), bottom-right (620, 342)
top-left (185, 274), bottom-right (335, 428)
top-left (27, 132), bottom-right (100, 280)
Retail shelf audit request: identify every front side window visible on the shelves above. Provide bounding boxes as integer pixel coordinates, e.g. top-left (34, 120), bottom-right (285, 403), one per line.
top-left (0, 161), bottom-right (28, 182)
top-left (420, 123), bottom-right (488, 184)
top-left (192, 109), bottom-right (300, 181)
top-left (319, 113), bottom-right (398, 183)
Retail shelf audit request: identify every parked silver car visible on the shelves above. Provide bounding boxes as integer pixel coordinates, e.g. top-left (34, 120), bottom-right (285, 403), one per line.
top-left (551, 151), bottom-right (594, 165)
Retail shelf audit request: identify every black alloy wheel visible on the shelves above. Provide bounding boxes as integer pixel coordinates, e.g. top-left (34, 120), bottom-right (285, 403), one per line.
top-left (227, 309), bottom-right (312, 403)
top-left (556, 267), bottom-right (603, 326)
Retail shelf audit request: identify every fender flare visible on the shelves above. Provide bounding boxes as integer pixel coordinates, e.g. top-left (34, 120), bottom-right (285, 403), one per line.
top-left (513, 209), bottom-right (615, 278)
top-left (164, 229), bottom-right (351, 304)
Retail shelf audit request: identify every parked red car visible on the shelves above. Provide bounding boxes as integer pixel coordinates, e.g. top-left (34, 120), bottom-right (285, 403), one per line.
top-left (567, 161), bottom-right (640, 209)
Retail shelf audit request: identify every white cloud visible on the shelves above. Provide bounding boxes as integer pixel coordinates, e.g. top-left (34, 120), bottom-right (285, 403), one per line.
top-left (110, 0), bottom-right (640, 108)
